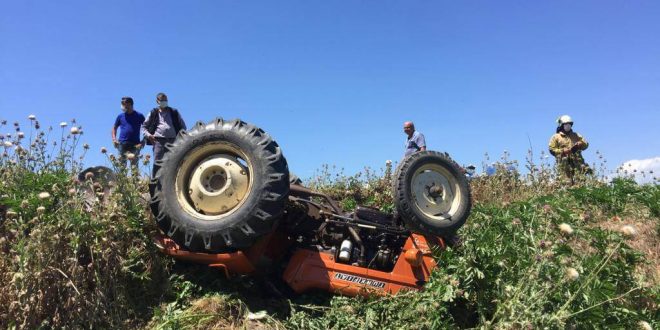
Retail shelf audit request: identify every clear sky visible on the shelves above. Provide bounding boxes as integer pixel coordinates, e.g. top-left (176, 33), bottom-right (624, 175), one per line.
top-left (1, 1), bottom-right (659, 179)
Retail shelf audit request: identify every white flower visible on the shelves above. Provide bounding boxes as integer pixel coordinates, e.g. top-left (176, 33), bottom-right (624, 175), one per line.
top-left (28, 114), bottom-right (36, 120)
top-left (3, 141), bottom-right (12, 148)
top-left (559, 223), bottom-right (574, 236)
top-left (37, 206), bottom-right (46, 215)
top-left (385, 160), bottom-right (392, 165)
top-left (638, 321), bottom-right (652, 330)
top-left (37, 192), bottom-right (51, 200)
top-left (60, 122), bottom-right (67, 128)
top-left (6, 209), bottom-right (17, 219)
top-left (70, 127), bottom-right (80, 134)
top-left (620, 225), bottom-right (637, 238)
top-left (565, 267), bottom-right (579, 281)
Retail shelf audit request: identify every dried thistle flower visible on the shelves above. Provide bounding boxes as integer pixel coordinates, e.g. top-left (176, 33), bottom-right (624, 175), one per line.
top-left (70, 127), bottom-right (80, 134)
top-left (85, 172), bottom-right (94, 180)
top-left (83, 143), bottom-right (89, 150)
top-left (37, 206), bottom-right (46, 215)
top-left (3, 141), bottom-right (12, 148)
top-left (385, 160), bottom-right (392, 165)
top-left (565, 267), bottom-right (579, 281)
top-left (28, 114), bottom-right (36, 120)
top-left (100, 147), bottom-right (107, 154)
top-left (542, 204), bottom-right (552, 213)
top-left (638, 321), bottom-right (652, 330)
top-left (37, 192), bottom-right (51, 200)
top-left (126, 153), bottom-right (135, 161)
top-left (620, 225), bottom-right (637, 238)
top-left (60, 122), bottom-right (67, 128)
top-left (6, 209), bottom-right (17, 219)
top-left (17, 132), bottom-right (24, 138)
top-left (20, 200), bottom-right (29, 209)
top-left (559, 223), bottom-right (574, 236)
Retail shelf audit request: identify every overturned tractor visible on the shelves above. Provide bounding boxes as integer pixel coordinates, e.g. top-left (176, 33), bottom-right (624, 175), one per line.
top-left (150, 118), bottom-right (471, 296)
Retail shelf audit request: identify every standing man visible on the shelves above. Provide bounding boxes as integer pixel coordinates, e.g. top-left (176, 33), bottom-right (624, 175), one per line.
top-left (112, 96), bottom-right (145, 167)
top-left (548, 115), bottom-right (590, 184)
top-left (141, 92), bottom-right (187, 176)
top-left (403, 121), bottom-right (426, 157)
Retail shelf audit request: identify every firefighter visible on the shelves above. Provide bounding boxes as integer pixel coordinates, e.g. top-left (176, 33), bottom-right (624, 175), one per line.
top-left (548, 115), bottom-right (590, 184)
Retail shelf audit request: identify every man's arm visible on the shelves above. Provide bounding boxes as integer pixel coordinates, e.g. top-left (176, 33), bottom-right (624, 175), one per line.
top-left (177, 111), bottom-right (187, 131)
top-left (112, 117), bottom-right (120, 146)
top-left (417, 133), bottom-right (426, 151)
top-left (576, 134), bottom-right (589, 151)
top-left (141, 111), bottom-right (156, 143)
top-left (111, 126), bottom-right (118, 146)
top-left (549, 135), bottom-right (564, 156)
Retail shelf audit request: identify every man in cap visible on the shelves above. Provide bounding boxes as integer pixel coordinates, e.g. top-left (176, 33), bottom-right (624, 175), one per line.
top-left (112, 97), bottom-right (145, 167)
top-left (548, 115), bottom-right (590, 184)
top-left (141, 92), bottom-right (187, 177)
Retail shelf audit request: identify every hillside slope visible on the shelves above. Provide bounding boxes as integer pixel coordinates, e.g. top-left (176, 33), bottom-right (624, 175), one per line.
top-left (0, 120), bottom-right (657, 329)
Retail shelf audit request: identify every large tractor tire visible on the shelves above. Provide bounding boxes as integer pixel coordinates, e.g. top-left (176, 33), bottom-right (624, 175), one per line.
top-left (393, 151), bottom-right (471, 236)
top-left (150, 118), bottom-right (289, 252)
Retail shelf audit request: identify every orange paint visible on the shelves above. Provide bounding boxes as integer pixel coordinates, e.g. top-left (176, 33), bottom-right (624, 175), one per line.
top-left (154, 231), bottom-right (445, 297)
top-left (282, 234), bottom-right (444, 297)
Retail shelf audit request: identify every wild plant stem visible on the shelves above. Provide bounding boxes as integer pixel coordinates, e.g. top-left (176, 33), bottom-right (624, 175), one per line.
top-left (553, 240), bottom-right (623, 319)
top-left (561, 286), bottom-right (641, 319)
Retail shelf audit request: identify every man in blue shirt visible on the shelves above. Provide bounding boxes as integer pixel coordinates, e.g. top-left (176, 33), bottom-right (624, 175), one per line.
top-left (403, 121), bottom-right (426, 157)
top-left (112, 97), bottom-right (146, 167)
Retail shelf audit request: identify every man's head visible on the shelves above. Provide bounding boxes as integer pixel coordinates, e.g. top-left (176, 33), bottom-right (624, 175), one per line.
top-left (156, 93), bottom-right (169, 109)
top-left (121, 97), bottom-right (134, 112)
top-left (557, 115), bottom-right (573, 133)
top-left (466, 164), bottom-right (476, 175)
top-left (403, 121), bottom-right (415, 138)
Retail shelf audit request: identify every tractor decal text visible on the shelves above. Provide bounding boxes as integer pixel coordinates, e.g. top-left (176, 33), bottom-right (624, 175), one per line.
top-left (334, 273), bottom-right (386, 289)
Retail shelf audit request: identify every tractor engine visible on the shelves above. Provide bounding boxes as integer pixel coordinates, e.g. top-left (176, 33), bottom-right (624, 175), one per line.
top-left (284, 195), bottom-right (410, 272)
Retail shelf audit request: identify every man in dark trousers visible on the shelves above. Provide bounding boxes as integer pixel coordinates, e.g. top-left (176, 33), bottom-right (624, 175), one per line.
top-left (112, 96), bottom-right (145, 167)
top-left (141, 92), bottom-right (187, 177)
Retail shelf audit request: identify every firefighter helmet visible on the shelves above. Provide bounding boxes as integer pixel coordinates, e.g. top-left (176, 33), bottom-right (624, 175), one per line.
top-left (557, 115), bottom-right (573, 127)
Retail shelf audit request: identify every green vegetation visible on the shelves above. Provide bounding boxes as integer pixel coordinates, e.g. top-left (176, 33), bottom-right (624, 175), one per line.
top-left (0, 117), bottom-right (657, 329)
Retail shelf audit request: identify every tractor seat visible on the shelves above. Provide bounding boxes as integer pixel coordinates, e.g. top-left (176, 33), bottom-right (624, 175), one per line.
top-left (355, 206), bottom-right (393, 225)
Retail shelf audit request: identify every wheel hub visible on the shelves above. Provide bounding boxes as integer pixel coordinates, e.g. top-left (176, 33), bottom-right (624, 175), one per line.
top-left (188, 155), bottom-right (249, 216)
top-left (411, 168), bottom-right (456, 218)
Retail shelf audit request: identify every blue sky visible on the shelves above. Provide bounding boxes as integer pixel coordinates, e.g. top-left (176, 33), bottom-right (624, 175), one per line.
top-left (1, 1), bottom-right (659, 179)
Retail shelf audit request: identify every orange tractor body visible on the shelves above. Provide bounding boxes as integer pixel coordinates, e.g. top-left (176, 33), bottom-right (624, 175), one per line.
top-left (155, 230), bottom-right (444, 297)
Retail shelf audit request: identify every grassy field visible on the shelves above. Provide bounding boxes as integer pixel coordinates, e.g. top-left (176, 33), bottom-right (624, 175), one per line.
top-left (0, 118), bottom-right (657, 329)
